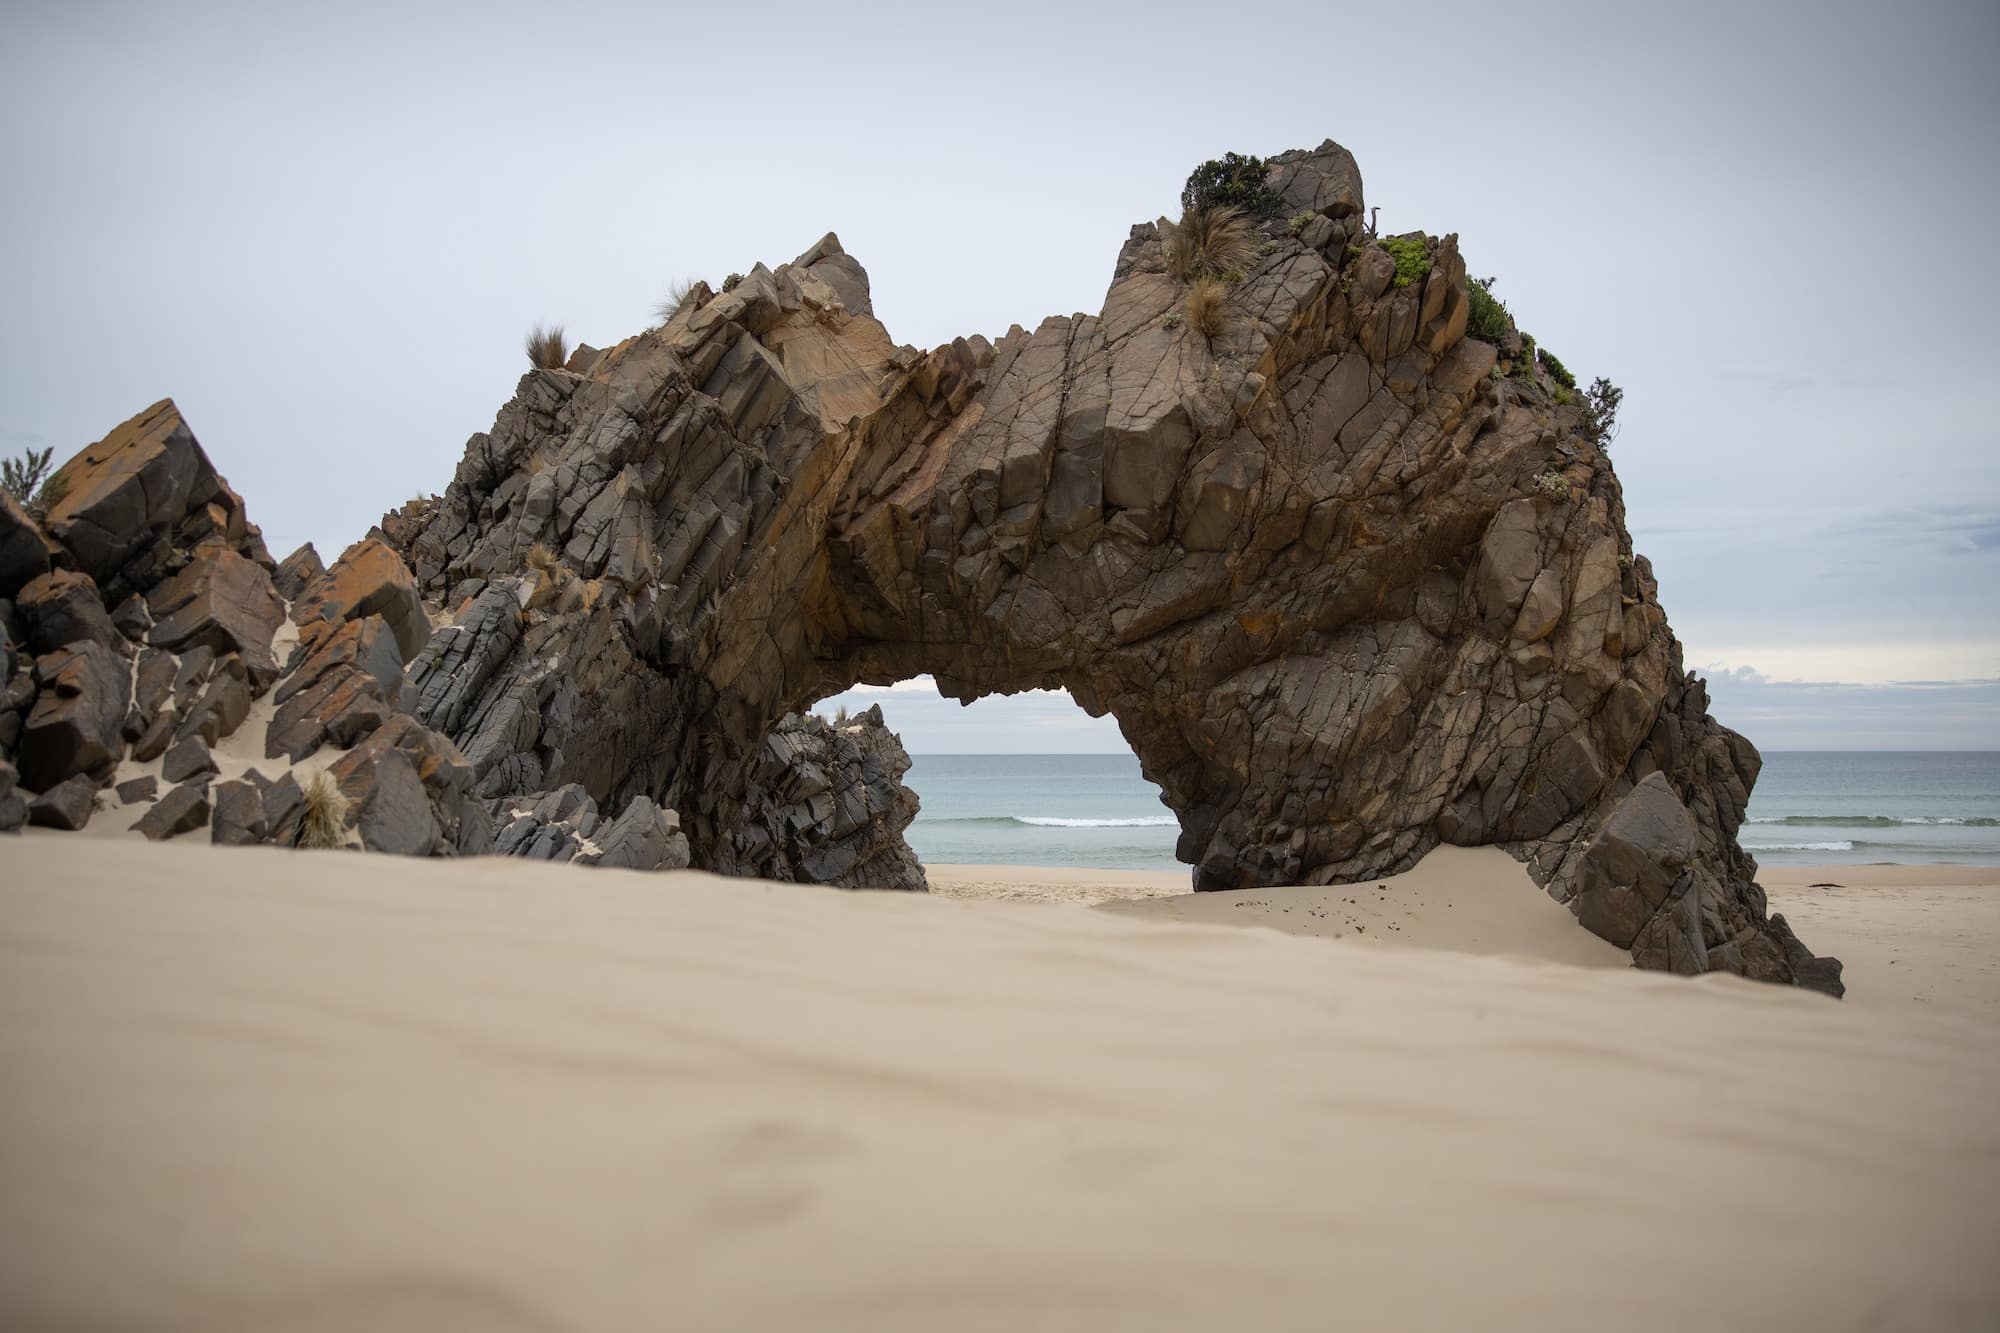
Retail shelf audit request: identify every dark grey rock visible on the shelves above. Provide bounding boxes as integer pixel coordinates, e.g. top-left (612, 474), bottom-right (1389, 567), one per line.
top-left (18, 569), bottom-right (125, 655)
top-left (161, 734), bottom-right (218, 785)
top-left (210, 777), bottom-right (267, 845)
top-left (116, 774), bottom-right (158, 804)
top-left (0, 758), bottom-right (24, 832)
top-left (581, 795), bottom-right (692, 871)
top-left (273, 542), bottom-right (326, 600)
top-left (354, 747), bottom-right (437, 856)
top-left (17, 641), bottom-right (130, 790)
top-left (135, 781), bottom-right (209, 841)
top-left (27, 773), bottom-right (98, 830)
top-left (0, 489), bottom-right (49, 598)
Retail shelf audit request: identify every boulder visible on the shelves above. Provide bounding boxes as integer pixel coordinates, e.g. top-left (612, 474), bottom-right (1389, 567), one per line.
top-left (580, 795), bottom-right (692, 871)
top-left (0, 489), bottom-right (49, 597)
top-left (115, 774), bottom-right (158, 804)
top-left (16, 641), bottom-right (130, 790)
top-left (273, 542), bottom-right (326, 600)
top-left (328, 714), bottom-right (487, 856)
top-left (109, 593), bottom-right (152, 643)
top-left (146, 549), bottom-right (285, 680)
top-left (291, 538), bottom-right (430, 660)
top-left (0, 758), bottom-right (25, 833)
top-left (1570, 774), bottom-right (1699, 950)
top-left (27, 773), bottom-right (97, 830)
top-left (39, 399), bottom-right (250, 597)
top-left (210, 777), bottom-right (268, 845)
top-left (353, 748), bottom-right (437, 856)
top-left (135, 781), bottom-right (209, 841)
top-left (172, 656), bottom-right (253, 746)
top-left (161, 734), bottom-right (218, 785)
top-left (17, 569), bottom-right (124, 655)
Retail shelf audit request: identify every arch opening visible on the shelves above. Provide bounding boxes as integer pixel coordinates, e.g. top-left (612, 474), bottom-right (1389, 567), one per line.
top-left (808, 678), bottom-right (1183, 875)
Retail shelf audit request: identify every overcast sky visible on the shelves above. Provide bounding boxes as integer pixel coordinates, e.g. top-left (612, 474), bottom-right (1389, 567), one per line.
top-left (4, 0), bottom-right (1994, 750)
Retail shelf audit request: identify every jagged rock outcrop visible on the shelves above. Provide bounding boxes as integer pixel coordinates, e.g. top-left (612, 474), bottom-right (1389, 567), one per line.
top-left (706, 705), bottom-right (924, 890)
top-left (488, 784), bottom-right (692, 871)
top-left (393, 138), bottom-right (1836, 988)
top-left (0, 140), bottom-right (1841, 991)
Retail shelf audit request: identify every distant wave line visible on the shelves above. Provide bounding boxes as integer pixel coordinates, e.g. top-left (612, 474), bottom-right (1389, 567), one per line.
top-left (917, 815), bottom-right (1180, 829)
top-left (1743, 814), bottom-right (1997, 827)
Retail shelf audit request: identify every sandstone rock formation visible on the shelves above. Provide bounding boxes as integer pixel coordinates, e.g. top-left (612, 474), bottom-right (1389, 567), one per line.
top-left (393, 139), bottom-right (1836, 989)
top-left (0, 139), bottom-right (1840, 993)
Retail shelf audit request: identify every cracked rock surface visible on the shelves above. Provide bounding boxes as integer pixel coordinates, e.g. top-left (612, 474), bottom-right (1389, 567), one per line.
top-left (396, 138), bottom-right (1837, 986)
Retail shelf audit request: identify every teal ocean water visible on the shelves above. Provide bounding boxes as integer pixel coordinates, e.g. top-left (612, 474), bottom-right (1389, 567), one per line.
top-left (902, 752), bottom-right (2000, 871)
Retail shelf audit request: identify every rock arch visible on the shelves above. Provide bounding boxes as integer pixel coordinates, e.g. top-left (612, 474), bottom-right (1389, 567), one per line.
top-left (397, 140), bottom-right (1838, 991)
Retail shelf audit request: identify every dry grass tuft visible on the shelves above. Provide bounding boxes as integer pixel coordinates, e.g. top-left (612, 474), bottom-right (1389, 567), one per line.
top-left (1185, 275), bottom-right (1229, 338)
top-left (525, 323), bottom-right (570, 370)
top-left (300, 771), bottom-right (350, 849)
top-left (654, 278), bottom-right (704, 325)
top-left (525, 541), bottom-right (558, 572)
top-left (1163, 205), bottom-right (1257, 284)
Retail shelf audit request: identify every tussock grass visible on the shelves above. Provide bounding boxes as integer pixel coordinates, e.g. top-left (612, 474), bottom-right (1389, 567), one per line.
top-left (525, 542), bottom-right (558, 571)
top-left (654, 278), bottom-right (703, 325)
top-left (300, 770), bottom-right (350, 849)
top-left (1185, 275), bottom-right (1229, 338)
top-left (525, 323), bottom-right (570, 370)
top-left (1163, 205), bottom-right (1257, 285)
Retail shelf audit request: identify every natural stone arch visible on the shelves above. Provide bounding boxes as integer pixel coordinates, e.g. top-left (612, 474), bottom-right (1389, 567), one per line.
top-left (398, 140), bottom-right (1837, 990)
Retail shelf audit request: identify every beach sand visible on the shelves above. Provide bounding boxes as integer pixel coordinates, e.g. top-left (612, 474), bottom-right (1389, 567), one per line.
top-left (3, 838), bottom-right (1996, 1331)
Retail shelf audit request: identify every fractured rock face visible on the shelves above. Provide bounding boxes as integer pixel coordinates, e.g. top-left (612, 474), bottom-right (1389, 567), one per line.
top-left (18, 641), bottom-right (130, 791)
top-left (40, 399), bottom-right (273, 603)
top-left (292, 538), bottom-right (431, 660)
top-left (394, 138), bottom-right (1836, 985)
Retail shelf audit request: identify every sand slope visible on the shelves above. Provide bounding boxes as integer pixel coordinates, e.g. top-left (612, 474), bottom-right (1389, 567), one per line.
top-left (2, 839), bottom-right (1996, 1331)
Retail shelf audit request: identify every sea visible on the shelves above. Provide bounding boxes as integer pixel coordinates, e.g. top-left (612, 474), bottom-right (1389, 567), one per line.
top-left (901, 751), bottom-right (2000, 871)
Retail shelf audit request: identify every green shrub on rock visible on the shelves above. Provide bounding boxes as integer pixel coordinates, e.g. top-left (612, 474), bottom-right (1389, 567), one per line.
top-left (1377, 235), bottom-right (1431, 288)
top-left (1536, 347), bottom-right (1577, 391)
top-left (1582, 377), bottom-right (1625, 448)
top-left (1182, 152), bottom-right (1282, 216)
top-left (1465, 276), bottom-right (1511, 343)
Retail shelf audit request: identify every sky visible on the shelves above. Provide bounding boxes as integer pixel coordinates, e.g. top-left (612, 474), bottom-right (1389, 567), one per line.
top-left (3, 0), bottom-right (1994, 751)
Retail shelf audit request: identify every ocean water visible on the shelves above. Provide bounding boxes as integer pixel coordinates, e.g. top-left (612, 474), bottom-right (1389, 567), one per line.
top-left (1739, 751), bottom-right (2000, 866)
top-left (902, 751), bottom-right (2000, 871)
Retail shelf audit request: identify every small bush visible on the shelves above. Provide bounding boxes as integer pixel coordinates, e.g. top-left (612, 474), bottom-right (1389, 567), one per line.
top-left (1163, 205), bottom-right (1257, 284)
top-left (1186, 275), bottom-right (1229, 337)
top-left (1532, 470), bottom-right (1570, 500)
top-left (525, 323), bottom-right (569, 370)
top-left (1377, 235), bottom-right (1431, 288)
top-left (722, 272), bottom-right (743, 291)
top-left (300, 771), bottom-right (350, 849)
top-left (1256, 241), bottom-right (1278, 257)
top-left (2, 445), bottom-right (54, 504)
top-left (1617, 552), bottom-right (1636, 572)
top-left (1465, 276), bottom-right (1511, 343)
top-left (1536, 347), bottom-right (1577, 391)
top-left (1553, 384), bottom-right (1576, 406)
top-left (1161, 311), bottom-right (1183, 329)
top-left (1582, 377), bottom-right (1624, 448)
top-left (1182, 152), bottom-right (1282, 216)
top-left (1287, 210), bottom-right (1316, 236)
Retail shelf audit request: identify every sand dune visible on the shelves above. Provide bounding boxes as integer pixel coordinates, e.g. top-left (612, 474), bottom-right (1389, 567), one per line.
top-left (2, 839), bottom-right (1996, 1331)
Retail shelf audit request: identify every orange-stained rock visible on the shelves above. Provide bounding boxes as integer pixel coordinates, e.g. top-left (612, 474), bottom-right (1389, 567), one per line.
top-left (40, 400), bottom-right (266, 600)
top-left (290, 538), bottom-right (430, 661)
